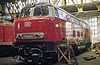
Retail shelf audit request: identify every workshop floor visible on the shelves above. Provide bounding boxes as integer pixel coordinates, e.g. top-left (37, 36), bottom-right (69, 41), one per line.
top-left (0, 50), bottom-right (100, 65)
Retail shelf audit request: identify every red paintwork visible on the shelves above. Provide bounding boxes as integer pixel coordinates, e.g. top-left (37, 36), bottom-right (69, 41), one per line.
top-left (15, 16), bottom-right (66, 42)
top-left (0, 22), bottom-right (15, 45)
top-left (0, 23), bottom-right (3, 42)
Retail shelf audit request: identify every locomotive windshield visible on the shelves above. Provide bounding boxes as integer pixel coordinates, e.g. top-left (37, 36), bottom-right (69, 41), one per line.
top-left (19, 3), bottom-right (59, 18)
top-left (20, 6), bottom-right (49, 17)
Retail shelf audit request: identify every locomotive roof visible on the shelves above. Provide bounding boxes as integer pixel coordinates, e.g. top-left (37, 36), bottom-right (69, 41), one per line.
top-left (23, 2), bottom-right (53, 9)
top-left (22, 2), bottom-right (89, 29)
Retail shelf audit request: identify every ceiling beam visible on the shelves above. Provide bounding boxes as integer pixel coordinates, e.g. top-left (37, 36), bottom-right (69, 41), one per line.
top-left (62, 0), bottom-right (66, 6)
top-left (91, 0), bottom-right (100, 11)
top-left (71, 0), bottom-right (83, 13)
top-left (52, 0), bottom-right (58, 5)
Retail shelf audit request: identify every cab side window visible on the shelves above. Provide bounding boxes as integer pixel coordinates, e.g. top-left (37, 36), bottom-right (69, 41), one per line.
top-left (48, 6), bottom-right (55, 16)
top-left (54, 8), bottom-right (59, 17)
top-left (57, 9), bottom-right (64, 19)
top-left (57, 8), bottom-right (68, 20)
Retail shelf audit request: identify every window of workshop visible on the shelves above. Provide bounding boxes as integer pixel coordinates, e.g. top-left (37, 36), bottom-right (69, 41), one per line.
top-left (66, 0), bottom-right (73, 5)
top-left (74, 0), bottom-right (81, 4)
top-left (97, 17), bottom-right (100, 36)
top-left (89, 17), bottom-right (98, 43)
top-left (83, 0), bottom-right (92, 3)
top-left (66, 0), bottom-right (92, 4)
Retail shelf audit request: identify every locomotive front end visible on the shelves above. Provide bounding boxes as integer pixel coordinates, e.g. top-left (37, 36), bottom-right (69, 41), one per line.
top-left (14, 3), bottom-right (66, 64)
top-left (15, 17), bottom-right (57, 63)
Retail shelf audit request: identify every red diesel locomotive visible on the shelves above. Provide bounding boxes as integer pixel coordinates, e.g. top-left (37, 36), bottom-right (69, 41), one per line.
top-left (14, 2), bottom-right (90, 63)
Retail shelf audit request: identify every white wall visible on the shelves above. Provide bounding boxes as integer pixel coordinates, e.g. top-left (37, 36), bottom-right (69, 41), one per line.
top-left (81, 16), bottom-right (100, 44)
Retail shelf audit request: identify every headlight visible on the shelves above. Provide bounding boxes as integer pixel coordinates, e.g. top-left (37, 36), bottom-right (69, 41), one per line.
top-left (34, 33), bottom-right (45, 39)
top-left (16, 34), bottom-right (22, 39)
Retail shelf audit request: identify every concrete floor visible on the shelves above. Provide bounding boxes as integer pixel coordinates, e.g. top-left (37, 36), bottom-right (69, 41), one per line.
top-left (0, 50), bottom-right (100, 65)
top-left (77, 50), bottom-right (100, 65)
